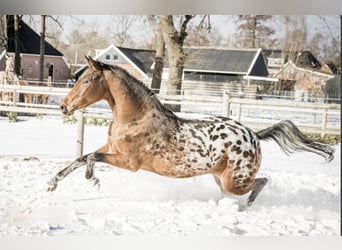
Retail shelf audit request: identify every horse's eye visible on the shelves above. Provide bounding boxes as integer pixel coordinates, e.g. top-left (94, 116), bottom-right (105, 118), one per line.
top-left (83, 79), bottom-right (89, 84)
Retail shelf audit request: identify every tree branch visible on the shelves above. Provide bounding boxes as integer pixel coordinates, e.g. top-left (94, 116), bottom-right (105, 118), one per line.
top-left (47, 15), bottom-right (64, 30)
top-left (179, 15), bottom-right (195, 42)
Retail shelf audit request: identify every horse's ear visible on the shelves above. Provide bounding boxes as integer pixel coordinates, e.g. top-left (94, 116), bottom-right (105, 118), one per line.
top-left (85, 56), bottom-right (102, 72)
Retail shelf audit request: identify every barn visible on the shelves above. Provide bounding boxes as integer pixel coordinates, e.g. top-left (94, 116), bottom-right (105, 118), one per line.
top-left (0, 16), bottom-right (69, 85)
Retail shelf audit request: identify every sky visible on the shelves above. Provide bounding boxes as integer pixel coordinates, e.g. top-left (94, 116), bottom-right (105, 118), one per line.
top-left (22, 15), bottom-right (340, 46)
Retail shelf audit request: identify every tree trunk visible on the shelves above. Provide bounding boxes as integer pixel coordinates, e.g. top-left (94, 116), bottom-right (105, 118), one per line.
top-left (39, 15), bottom-right (46, 85)
top-left (159, 15), bottom-right (194, 112)
top-left (14, 15), bottom-right (21, 76)
top-left (151, 22), bottom-right (165, 94)
top-left (0, 15), bottom-right (7, 49)
top-left (251, 16), bottom-right (257, 48)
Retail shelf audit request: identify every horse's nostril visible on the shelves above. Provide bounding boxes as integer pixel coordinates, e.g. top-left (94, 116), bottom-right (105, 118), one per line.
top-left (60, 104), bottom-right (67, 113)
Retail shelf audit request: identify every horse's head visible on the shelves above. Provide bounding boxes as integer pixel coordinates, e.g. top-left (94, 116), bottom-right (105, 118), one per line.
top-left (60, 56), bottom-right (107, 115)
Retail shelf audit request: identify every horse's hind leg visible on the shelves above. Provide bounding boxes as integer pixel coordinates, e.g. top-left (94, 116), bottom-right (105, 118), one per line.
top-left (246, 177), bottom-right (268, 207)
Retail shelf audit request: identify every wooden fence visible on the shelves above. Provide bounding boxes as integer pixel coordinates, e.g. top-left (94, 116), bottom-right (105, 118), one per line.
top-left (1, 84), bottom-right (340, 157)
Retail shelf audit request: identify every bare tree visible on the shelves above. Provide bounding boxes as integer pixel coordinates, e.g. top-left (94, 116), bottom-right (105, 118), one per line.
top-left (63, 22), bottom-right (110, 73)
top-left (13, 15), bottom-right (21, 76)
top-left (184, 15), bottom-right (212, 46)
top-left (38, 15), bottom-right (64, 85)
top-left (150, 21), bottom-right (165, 94)
top-left (39, 15), bottom-right (46, 83)
top-left (0, 15), bottom-right (7, 50)
top-left (108, 15), bottom-right (139, 47)
top-left (235, 15), bottom-right (275, 48)
top-left (316, 15), bottom-right (341, 68)
top-left (158, 15), bottom-right (195, 112)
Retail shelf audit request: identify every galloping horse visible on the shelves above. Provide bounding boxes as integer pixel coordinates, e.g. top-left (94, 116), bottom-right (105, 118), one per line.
top-left (47, 56), bottom-right (334, 208)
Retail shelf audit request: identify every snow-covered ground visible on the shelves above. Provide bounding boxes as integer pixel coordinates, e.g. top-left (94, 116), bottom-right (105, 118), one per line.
top-left (0, 115), bottom-right (340, 236)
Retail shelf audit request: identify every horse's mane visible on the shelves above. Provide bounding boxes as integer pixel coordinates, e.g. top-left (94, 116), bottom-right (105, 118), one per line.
top-left (97, 61), bottom-right (177, 118)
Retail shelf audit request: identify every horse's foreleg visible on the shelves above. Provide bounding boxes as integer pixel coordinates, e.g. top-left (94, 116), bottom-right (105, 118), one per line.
top-left (47, 155), bottom-right (89, 192)
top-left (82, 145), bottom-right (111, 189)
top-left (84, 153), bottom-right (101, 189)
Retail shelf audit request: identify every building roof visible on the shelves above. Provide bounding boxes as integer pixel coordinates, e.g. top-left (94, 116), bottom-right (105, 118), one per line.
top-left (264, 49), bottom-right (340, 75)
top-left (74, 44), bottom-right (155, 79)
top-left (75, 45), bottom-right (269, 80)
top-left (6, 16), bottom-right (63, 56)
top-left (118, 46), bottom-right (155, 76)
top-left (181, 47), bottom-right (268, 76)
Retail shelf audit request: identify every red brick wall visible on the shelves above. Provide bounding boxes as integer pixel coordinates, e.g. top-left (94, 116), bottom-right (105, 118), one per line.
top-left (21, 54), bottom-right (69, 84)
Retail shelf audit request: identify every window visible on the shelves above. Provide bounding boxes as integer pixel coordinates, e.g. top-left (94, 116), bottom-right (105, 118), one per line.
top-left (28, 65), bottom-right (33, 75)
top-left (268, 58), bottom-right (284, 67)
top-left (105, 54), bottom-right (118, 61)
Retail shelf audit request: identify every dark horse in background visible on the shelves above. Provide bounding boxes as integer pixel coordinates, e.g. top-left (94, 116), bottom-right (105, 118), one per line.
top-left (48, 56), bottom-right (334, 209)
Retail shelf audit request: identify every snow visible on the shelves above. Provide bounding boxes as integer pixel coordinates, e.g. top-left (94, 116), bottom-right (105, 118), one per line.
top-left (0, 115), bottom-right (340, 236)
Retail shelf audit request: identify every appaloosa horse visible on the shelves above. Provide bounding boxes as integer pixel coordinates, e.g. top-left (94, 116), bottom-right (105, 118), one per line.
top-left (47, 56), bottom-right (334, 208)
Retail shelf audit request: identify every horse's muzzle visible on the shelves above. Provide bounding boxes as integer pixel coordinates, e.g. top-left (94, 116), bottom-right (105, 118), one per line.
top-left (60, 103), bottom-right (70, 115)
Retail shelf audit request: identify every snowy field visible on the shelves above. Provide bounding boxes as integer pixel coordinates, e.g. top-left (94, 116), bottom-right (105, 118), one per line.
top-left (0, 115), bottom-right (340, 236)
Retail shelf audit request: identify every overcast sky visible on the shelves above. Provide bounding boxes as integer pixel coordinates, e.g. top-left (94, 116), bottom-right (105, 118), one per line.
top-left (22, 15), bottom-right (340, 48)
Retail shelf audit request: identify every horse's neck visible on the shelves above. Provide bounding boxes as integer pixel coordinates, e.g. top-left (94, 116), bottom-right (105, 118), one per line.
top-left (105, 75), bottom-right (154, 123)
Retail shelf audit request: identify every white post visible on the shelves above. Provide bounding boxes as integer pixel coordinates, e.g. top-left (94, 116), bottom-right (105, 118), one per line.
top-left (321, 108), bottom-right (328, 139)
top-left (76, 111), bottom-right (85, 158)
top-left (222, 91), bottom-right (231, 117)
top-left (237, 103), bottom-right (242, 122)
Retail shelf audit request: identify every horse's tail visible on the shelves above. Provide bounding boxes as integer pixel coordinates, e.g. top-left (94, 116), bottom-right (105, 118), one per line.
top-left (256, 120), bottom-right (334, 162)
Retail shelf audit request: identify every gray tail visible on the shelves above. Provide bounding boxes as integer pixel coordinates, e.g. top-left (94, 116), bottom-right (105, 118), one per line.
top-left (256, 120), bottom-right (335, 162)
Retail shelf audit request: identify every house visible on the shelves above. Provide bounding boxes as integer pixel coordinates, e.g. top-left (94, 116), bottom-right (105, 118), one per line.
top-left (74, 44), bottom-right (155, 81)
top-left (163, 46), bottom-right (277, 98)
top-left (172, 47), bottom-right (270, 82)
top-left (262, 50), bottom-right (335, 74)
top-left (325, 76), bottom-right (340, 104)
top-left (75, 44), bottom-right (276, 98)
top-left (274, 60), bottom-right (335, 101)
top-left (0, 16), bottom-right (69, 85)
top-left (76, 45), bottom-right (272, 83)
top-left (263, 50), bottom-right (337, 101)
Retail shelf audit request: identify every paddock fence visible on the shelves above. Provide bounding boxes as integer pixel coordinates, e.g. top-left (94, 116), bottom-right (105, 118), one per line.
top-left (1, 84), bottom-right (340, 157)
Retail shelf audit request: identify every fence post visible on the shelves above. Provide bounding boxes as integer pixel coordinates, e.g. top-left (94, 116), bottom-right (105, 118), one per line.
top-left (321, 108), bottom-right (328, 139)
top-left (76, 111), bottom-right (85, 158)
top-left (222, 91), bottom-right (231, 117)
top-left (237, 103), bottom-right (242, 122)
top-left (13, 88), bottom-right (17, 106)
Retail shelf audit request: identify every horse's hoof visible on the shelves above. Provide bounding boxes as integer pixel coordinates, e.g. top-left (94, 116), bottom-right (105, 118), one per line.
top-left (238, 203), bottom-right (250, 212)
top-left (47, 184), bottom-right (57, 192)
top-left (94, 179), bottom-right (101, 191)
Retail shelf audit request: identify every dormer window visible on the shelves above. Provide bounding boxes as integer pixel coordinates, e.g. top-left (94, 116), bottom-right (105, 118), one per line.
top-left (105, 54), bottom-right (119, 61)
top-left (267, 57), bottom-right (284, 67)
